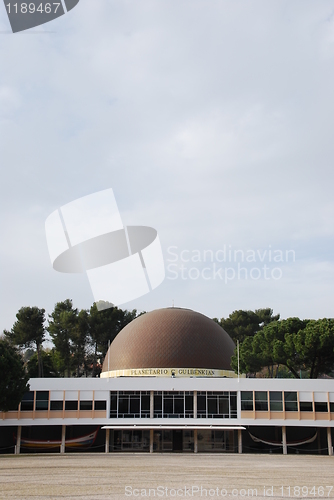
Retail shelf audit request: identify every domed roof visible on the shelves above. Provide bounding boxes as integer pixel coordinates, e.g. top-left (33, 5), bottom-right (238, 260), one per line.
top-left (101, 307), bottom-right (235, 375)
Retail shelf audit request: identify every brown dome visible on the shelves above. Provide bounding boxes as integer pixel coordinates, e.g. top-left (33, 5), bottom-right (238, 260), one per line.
top-left (101, 307), bottom-right (235, 373)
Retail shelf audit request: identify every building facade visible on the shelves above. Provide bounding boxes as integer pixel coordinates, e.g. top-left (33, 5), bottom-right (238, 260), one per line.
top-left (1, 308), bottom-right (333, 455)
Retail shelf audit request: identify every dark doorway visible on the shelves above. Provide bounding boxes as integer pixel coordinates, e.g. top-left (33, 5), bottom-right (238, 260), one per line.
top-left (173, 430), bottom-right (183, 451)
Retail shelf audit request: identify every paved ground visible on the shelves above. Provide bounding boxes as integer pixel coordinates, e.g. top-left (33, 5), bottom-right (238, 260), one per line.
top-left (0, 453), bottom-right (333, 500)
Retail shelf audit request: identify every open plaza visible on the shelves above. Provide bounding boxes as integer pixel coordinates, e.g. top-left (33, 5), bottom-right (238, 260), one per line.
top-left (0, 453), bottom-right (333, 500)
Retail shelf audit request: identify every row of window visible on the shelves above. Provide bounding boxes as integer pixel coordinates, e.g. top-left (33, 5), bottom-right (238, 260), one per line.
top-left (19, 392), bottom-right (106, 412)
top-left (110, 391), bottom-right (237, 419)
top-left (241, 391), bottom-right (334, 413)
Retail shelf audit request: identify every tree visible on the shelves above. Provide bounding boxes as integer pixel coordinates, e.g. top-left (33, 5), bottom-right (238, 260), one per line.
top-left (88, 303), bottom-right (137, 376)
top-left (231, 317), bottom-right (334, 378)
top-left (215, 308), bottom-right (280, 343)
top-left (0, 338), bottom-right (29, 411)
top-left (47, 299), bottom-right (78, 377)
top-left (27, 349), bottom-right (60, 378)
top-left (4, 307), bottom-right (46, 377)
top-left (293, 319), bottom-right (334, 378)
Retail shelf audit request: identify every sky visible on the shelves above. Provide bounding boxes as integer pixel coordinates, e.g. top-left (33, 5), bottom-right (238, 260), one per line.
top-left (1, 0), bottom-right (334, 333)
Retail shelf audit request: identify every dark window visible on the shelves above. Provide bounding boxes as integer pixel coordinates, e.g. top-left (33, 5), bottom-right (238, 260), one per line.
top-left (20, 392), bottom-right (34, 411)
top-left (110, 392), bottom-right (117, 417)
top-left (50, 400), bottom-right (63, 411)
top-left (299, 401), bottom-right (313, 412)
top-left (241, 391), bottom-right (253, 411)
top-left (230, 392), bottom-right (237, 418)
top-left (255, 391), bottom-right (268, 411)
top-left (94, 400), bottom-right (106, 411)
top-left (330, 402), bottom-right (334, 412)
top-left (35, 391), bottom-right (49, 411)
top-left (269, 392), bottom-right (283, 411)
top-left (207, 397), bottom-right (217, 415)
top-left (185, 395), bottom-right (193, 414)
top-left (118, 396), bottom-right (129, 415)
top-left (197, 395), bottom-right (206, 414)
top-left (80, 400), bottom-right (93, 411)
top-left (130, 398), bottom-right (140, 414)
top-left (141, 394), bottom-right (150, 416)
top-left (65, 400), bottom-right (78, 411)
top-left (284, 392), bottom-right (298, 412)
top-left (315, 402), bottom-right (328, 413)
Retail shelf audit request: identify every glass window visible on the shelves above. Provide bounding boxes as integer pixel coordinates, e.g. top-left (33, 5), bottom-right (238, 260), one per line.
top-left (300, 401), bottom-right (313, 412)
top-left (21, 392), bottom-right (34, 411)
top-left (94, 400), bottom-right (106, 411)
top-left (241, 391), bottom-right (253, 411)
top-left (50, 400), bottom-right (63, 411)
top-left (141, 394), bottom-right (150, 416)
top-left (330, 402), bottom-right (334, 412)
top-left (197, 394), bottom-right (206, 415)
top-left (284, 392), bottom-right (298, 412)
top-left (35, 391), bottom-right (49, 411)
top-left (65, 400), bottom-right (78, 411)
top-left (207, 397), bottom-right (217, 415)
top-left (80, 400), bottom-right (92, 411)
top-left (269, 392), bottom-right (283, 411)
top-left (110, 392), bottom-right (117, 417)
top-left (315, 402), bottom-right (328, 413)
top-left (255, 391), bottom-right (268, 411)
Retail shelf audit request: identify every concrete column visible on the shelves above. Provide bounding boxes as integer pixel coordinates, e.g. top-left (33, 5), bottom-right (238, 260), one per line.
top-left (193, 391), bottom-right (197, 419)
top-left (238, 429), bottom-right (242, 454)
top-left (282, 426), bottom-right (287, 455)
top-left (150, 429), bottom-right (154, 453)
top-left (327, 427), bottom-right (333, 456)
top-left (194, 429), bottom-right (198, 453)
top-left (150, 391), bottom-right (154, 419)
top-left (15, 426), bottom-right (21, 455)
top-left (60, 425), bottom-right (66, 454)
top-left (105, 428), bottom-right (110, 453)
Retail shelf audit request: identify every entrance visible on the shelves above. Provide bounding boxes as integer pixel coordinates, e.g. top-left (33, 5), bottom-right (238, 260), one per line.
top-left (173, 430), bottom-right (183, 451)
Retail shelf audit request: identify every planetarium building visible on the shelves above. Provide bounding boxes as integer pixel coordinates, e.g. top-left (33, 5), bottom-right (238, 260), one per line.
top-left (0, 308), bottom-right (333, 455)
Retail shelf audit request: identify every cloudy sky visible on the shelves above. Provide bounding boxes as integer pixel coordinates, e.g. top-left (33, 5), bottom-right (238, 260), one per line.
top-left (1, 0), bottom-right (334, 333)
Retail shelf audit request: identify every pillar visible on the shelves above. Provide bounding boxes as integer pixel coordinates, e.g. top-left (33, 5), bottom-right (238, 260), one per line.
top-left (193, 391), bottom-right (197, 419)
top-left (60, 425), bottom-right (66, 454)
top-left (150, 391), bottom-right (154, 419)
top-left (238, 429), bottom-right (242, 454)
top-left (105, 428), bottom-right (110, 453)
top-left (327, 427), bottom-right (333, 456)
top-left (194, 429), bottom-right (198, 453)
top-left (15, 426), bottom-right (21, 455)
top-left (282, 426), bottom-right (287, 455)
top-left (150, 429), bottom-right (154, 453)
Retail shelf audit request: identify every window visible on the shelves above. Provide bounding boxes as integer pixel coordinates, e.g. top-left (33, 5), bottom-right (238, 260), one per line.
top-left (110, 391), bottom-right (152, 418)
top-left (35, 391), bottom-right (49, 411)
top-left (110, 391), bottom-right (117, 417)
top-left (20, 392), bottom-right (34, 411)
top-left (197, 392), bottom-right (206, 417)
top-left (197, 392), bottom-right (236, 418)
top-left (94, 400), bottom-right (106, 411)
top-left (65, 400), bottom-right (78, 411)
top-left (315, 402), bottom-right (328, 413)
top-left (270, 392), bottom-right (283, 412)
top-left (330, 402), bottom-right (334, 413)
top-left (80, 400), bottom-right (92, 411)
top-left (241, 391), bottom-right (253, 411)
top-left (255, 391), bottom-right (268, 411)
top-left (299, 401), bottom-right (313, 412)
top-left (284, 392), bottom-right (298, 412)
top-left (50, 400), bottom-right (63, 411)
